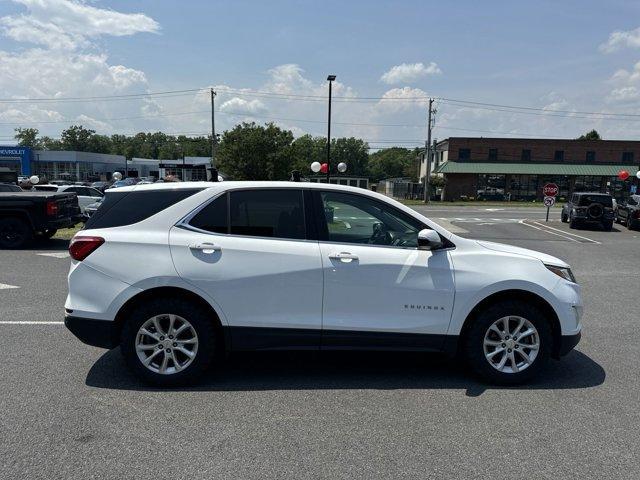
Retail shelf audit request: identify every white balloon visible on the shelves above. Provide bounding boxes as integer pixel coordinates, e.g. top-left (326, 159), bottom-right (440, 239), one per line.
top-left (636, 170), bottom-right (640, 180)
top-left (112, 171), bottom-right (123, 181)
top-left (337, 162), bottom-right (347, 173)
top-left (310, 161), bottom-right (321, 173)
top-left (29, 175), bottom-right (40, 185)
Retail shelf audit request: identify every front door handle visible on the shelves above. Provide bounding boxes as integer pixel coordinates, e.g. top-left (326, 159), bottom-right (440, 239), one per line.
top-left (189, 242), bottom-right (221, 253)
top-left (329, 252), bottom-right (359, 262)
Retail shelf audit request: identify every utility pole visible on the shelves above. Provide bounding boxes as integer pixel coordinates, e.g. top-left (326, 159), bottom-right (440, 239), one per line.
top-left (423, 98), bottom-right (435, 203)
top-left (326, 75), bottom-right (336, 183)
top-left (210, 88), bottom-right (218, 181)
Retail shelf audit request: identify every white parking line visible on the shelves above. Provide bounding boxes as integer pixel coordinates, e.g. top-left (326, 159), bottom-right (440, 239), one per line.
top-left (0, 283), bottom-right (20, 290)
top-left (519, 220), bottom-right (600, 244)
top-left (0, 321), bottom-right (63, 324)
top-left (529, 221), bottom-right (601, 244)
top-left (37, 252), bottom-right (70, 258)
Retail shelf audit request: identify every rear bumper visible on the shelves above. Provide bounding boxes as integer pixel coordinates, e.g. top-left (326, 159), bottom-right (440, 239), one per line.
top-left (64, 314), bottom-right (118, 349)
top-left (557, 331), bottom-right (581, 357)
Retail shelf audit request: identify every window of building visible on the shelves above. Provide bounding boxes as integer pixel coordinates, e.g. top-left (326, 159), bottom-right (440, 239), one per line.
top-left (458, 148), bottom-right (471, 160)
top-left (488, 148), bottom-right (498, 161)
top-left (508, 175), bottom-right (538, 201)
top-left (554, 150), bottom-right (564, 161)
top-left (622, 152), bottom-right (634, 162)
top-left (320, 191), bottom-right (423, 247)
top-left (586, 151), bottom-right (596, 162)
top-left (229, 189), bottom-right (305, 239)
top-left (189, 193), bottom-right (228, 234)
top-left (521, 149), bottom-right (531, 162)
top-left (477, 174), bottom-right (506, 199)
top-left (574, 176), bottom-right (604, 193)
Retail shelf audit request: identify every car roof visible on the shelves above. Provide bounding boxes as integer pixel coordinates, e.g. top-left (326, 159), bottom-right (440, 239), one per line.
top-left (110, 181), bottom-right (368, 195)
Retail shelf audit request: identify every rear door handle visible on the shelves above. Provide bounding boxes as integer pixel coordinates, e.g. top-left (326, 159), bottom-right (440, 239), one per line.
top-left (329, 252), bottom-right (358, 262)
top-left (189, 242), bottom-right (221, 253)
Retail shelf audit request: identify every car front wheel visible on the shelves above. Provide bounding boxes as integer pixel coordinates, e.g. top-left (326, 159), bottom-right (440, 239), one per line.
top-left (463, 301), bottom-right (552, 384)
top-left (120, 297), bottom-right (218, 386)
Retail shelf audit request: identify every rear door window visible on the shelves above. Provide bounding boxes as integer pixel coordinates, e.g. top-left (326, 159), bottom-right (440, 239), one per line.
top-left (229, 189), bottom-right (305, 239)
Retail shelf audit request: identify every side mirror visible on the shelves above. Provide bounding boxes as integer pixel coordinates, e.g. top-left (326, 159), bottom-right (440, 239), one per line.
top-left (418, 229), bottom-right (442, 250)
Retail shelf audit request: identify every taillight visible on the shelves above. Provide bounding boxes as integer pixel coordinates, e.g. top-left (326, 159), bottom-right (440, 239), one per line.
top-left (46, 201), bottom-right (59, 216)
top-left (69, 236), bottom-right (104, 261)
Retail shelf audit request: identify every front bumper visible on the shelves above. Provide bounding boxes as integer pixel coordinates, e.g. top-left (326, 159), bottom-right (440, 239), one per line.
top-left (65, 314), bottom-right (118, 349)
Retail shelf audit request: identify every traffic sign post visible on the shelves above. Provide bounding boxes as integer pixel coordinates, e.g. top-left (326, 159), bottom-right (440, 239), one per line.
top-left (542, 183), bottom-right (558, 222)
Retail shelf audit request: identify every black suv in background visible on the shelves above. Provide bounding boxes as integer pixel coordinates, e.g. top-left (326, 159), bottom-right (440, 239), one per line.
top-left (561, 192), bottom-right (614, 231)
top-left (615, 194), bottom-right (640, 230)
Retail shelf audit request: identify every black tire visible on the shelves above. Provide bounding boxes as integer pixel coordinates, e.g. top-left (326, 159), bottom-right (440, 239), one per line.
top-left (569, 215), bottom-right (579, 229)
top-left (560, 212), bottom-right (568, 223)
top-left (0, 216), bottom-right (33, 249)
top-left (628, 218), bottom-right (637, 231)
top-left (120, 297), bottom-right (218, 387)
top-left (602, 221), bottom-right (613, 232)
top-left (462, 300), bottom-right (553, 385)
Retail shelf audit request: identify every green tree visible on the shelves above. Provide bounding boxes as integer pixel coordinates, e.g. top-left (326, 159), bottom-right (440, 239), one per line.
top-left (217, 122), bottom-right (294, 180)
top-left (290, 134), bottom-right (326, 173)
top-left (60, 125), bottom-right (96, 151)
top-left (14, 127), bottom-right (42, 148)
top-left (330, 137), bottom-right (369, 176)
top-left (577, 129), bottom-right (601, 140)
top-left (368, 147), bottom-right (417, 182)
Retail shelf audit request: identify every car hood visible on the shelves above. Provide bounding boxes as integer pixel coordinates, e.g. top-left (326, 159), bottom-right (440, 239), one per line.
top-left (476, 240), bottom-right (569, 267)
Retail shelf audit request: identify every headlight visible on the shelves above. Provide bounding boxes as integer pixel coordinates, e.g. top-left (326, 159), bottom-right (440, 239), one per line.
top-left (545, 264), bottom-right (576, 283)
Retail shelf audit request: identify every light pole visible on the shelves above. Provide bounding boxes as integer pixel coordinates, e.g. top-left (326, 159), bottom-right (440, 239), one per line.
top-left (326, 75), bottom-right (336, 183)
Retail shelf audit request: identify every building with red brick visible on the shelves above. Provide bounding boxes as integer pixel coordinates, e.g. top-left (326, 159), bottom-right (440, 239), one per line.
top-left (431, 137), bottom-right (640, 201)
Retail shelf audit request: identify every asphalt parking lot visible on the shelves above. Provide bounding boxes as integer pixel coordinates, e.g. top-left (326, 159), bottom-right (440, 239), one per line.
top-left (1, 205), bottom-right (639, 479)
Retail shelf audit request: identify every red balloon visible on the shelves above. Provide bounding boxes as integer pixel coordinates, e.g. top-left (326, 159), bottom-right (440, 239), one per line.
top-left (320, 163), bottom-right (328, 174)
top-left (618, 170), bottom-right (630, 181)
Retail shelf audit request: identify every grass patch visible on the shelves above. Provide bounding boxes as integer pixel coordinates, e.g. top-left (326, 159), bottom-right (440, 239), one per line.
top-left (53, 225), bottom-right (83, 240)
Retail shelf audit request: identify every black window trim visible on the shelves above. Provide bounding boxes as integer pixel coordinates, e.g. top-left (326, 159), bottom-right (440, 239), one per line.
top-left (311, 189), bottom-right (455, 251)
top-left (179, 186), bottom-right (314, 243)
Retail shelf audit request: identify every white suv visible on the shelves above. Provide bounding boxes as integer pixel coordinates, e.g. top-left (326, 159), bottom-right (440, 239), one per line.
top-left (65, 182), bottom-right (582, 386)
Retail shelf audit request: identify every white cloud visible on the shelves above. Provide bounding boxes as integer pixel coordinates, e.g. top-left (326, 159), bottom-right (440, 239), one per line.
top-left (375, 87), bottom-right (429, 112)
top-left (380, 62), bottom-right (441, 84)
top-left (0, 1), bottom-right (159, 138)
top-left (0, 0), bottom-right (159, 50)
top-left (608, 86), bottom-right (640, 102)
top-left (600, 26), bottom-right (640, 53)
top-left (220, 97), bottom-right (267, 115)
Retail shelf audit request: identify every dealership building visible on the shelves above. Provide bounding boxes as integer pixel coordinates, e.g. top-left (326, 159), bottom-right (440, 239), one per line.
top-left (425, 137), bottom-right (640, 201)
top-left (0, 145), bottom-right (210, 182)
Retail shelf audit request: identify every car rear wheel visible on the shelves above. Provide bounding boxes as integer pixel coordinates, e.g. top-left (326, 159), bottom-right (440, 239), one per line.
top-left (560, 212), bottom-right (568, 223)
top-left (602, 220), bottom-right (613, 231)
top-left (0, 217), bottom-right (32, 249)
top-left (120, 297), bottom-right (218, 386)
top-left (463, 301), bottom-right (552, 384)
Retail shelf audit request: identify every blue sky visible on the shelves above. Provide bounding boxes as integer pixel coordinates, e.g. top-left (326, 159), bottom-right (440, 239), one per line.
top-left (2, 0), bottom-right (640, 146)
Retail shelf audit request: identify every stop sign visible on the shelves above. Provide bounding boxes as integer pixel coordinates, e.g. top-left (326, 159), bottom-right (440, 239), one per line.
top-left (543, 183), bottom-right (559, 197)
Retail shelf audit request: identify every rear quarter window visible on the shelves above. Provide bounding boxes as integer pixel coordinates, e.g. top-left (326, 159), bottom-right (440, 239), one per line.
top-left (578, 195), bottom-right (612, 207)
top-left (84, 188), bottom-right (203, 229)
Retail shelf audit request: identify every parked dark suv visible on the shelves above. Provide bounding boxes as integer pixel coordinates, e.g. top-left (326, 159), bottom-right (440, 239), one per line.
top-left (615, 194), bottom-right (640, 230)
top-left (561, 192), bottom-right (614, 231)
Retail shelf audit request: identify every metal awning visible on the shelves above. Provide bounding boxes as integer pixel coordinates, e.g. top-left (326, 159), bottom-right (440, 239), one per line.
top-left (435, 161), bottom-right (638, 176)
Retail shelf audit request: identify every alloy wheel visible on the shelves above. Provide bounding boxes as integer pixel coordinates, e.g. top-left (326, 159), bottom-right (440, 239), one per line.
top-left (483, 316), bottom-right (540, 374)
top-left (135, 314), bottom-right (199, 375)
